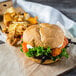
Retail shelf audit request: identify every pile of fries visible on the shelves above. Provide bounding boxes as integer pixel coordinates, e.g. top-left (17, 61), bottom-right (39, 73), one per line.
top-left (3, 7), bottom-right (38, 46)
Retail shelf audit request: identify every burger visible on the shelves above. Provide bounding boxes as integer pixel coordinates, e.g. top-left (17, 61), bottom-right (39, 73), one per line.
top-left (20, 23), bottom-right (69, 64)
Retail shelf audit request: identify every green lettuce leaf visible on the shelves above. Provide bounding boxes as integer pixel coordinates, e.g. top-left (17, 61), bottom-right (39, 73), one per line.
top-left (26, 46), bottom-right (52, 57)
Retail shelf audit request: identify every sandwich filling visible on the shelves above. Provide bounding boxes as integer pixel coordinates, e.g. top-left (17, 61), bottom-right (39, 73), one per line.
top-left (20, 37), bottom-right (69, 63)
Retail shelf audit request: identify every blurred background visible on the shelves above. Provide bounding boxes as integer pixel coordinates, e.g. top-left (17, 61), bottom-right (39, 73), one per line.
top-left (28, 0), bottom-right (76, 22)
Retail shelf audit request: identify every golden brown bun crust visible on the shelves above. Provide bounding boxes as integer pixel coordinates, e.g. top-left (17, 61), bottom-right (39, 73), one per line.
top-left (27, 57), bottom-right (59, 64)
top-left (23, 23), bottom-right (64, 48)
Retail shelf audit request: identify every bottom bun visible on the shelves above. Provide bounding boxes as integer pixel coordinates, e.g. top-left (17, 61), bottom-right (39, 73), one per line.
top-left (27, 57), bottom-right (59, 64)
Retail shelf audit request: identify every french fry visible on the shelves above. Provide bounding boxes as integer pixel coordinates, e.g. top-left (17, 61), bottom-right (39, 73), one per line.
top-left (4, 13), bottom-right (12, 26)
top-left (27, 16), bottom-right (38, 24)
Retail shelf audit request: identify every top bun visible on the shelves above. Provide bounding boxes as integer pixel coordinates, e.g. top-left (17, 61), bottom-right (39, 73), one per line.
top-left (23, 23), bottom-right (64, 49)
